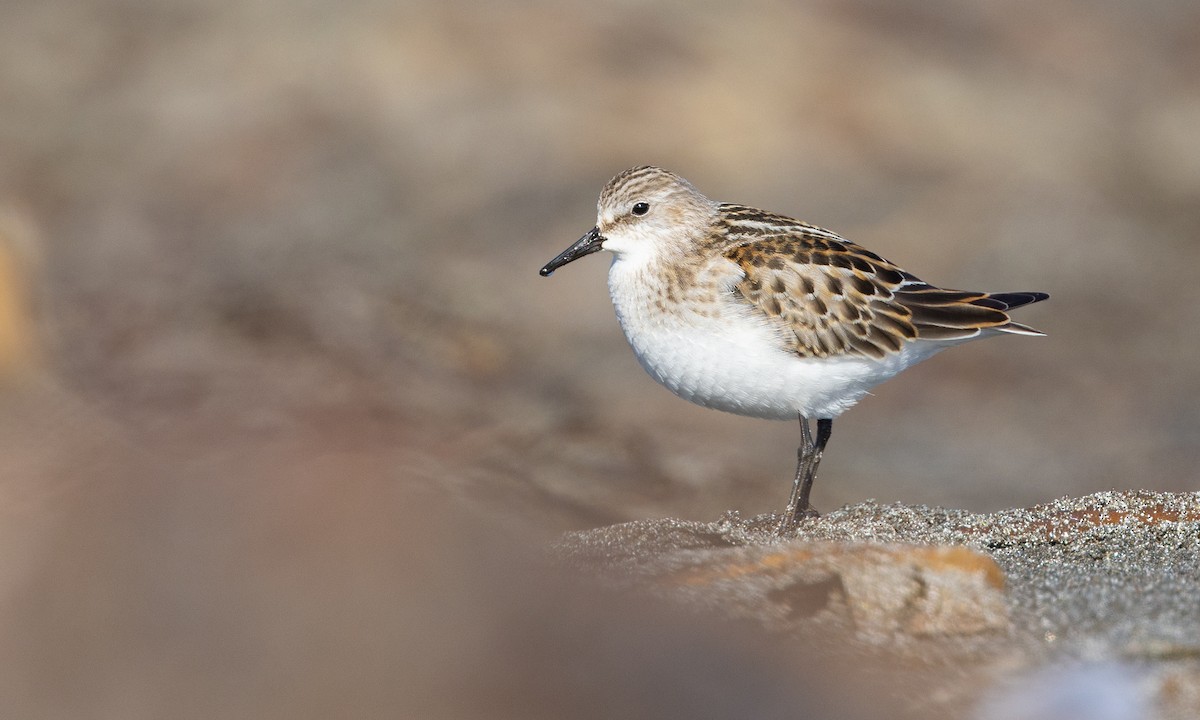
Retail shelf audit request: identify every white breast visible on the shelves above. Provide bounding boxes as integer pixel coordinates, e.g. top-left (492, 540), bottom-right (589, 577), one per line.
top-left (605, 256), bottom-right (946, 420)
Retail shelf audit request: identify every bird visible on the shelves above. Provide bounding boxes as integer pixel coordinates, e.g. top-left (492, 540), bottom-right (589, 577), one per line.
top-left (539, 166), bottom-right (1048, 531)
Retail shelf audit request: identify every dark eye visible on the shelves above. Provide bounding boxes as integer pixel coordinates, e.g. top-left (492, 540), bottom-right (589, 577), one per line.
top-left (631, 202), bottom-right (650, 216)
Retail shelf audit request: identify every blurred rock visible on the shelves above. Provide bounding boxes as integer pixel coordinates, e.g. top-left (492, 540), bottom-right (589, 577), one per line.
top-left (557, 492), bottom-right (1200, 717)
top-left (973, 663), bottom-right (1150, 720)
top-left (560, 522), bottom-right (1010, 641)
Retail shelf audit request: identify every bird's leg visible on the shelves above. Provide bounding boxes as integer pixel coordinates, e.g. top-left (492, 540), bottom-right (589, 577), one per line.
top-left (798, 418), bottom-right (833, 512)
top-left (779, 415), bottom-right (815, 532)
top-left (778, 417), bottom-right (833, 533)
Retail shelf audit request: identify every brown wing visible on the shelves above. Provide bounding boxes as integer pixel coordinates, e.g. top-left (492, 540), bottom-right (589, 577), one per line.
top-left (724, 232), bottom-right (1047, 360)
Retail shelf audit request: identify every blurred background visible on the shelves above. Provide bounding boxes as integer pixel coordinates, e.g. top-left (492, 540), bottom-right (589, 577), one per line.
top-left (0, 0), bottom-right (1197, 715)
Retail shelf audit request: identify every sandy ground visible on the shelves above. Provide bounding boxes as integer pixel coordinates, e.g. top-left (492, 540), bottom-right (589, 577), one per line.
top-left (1, 0), bottom-right (1198, 716)
top-left (557, 491), bottom-right (1200, 717)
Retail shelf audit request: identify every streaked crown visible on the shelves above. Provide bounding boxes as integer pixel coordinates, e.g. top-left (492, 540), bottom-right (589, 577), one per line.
top-left (594, 166), bottom-right (718, 259)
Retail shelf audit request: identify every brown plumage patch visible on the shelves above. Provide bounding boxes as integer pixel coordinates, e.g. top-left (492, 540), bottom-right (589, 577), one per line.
top-left (721, 215), bottom-right (1048, 359)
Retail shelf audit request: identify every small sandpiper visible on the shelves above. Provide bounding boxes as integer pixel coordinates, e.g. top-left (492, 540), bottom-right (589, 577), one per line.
top-left (540, 166), bottom-right (1048, 531)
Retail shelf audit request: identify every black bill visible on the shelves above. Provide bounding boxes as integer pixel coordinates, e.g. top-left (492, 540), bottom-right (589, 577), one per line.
top-left (539, 226), bottom-right (604, 276)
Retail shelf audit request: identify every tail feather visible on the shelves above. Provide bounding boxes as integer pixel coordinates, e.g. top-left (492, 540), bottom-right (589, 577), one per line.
top-left (999, 320), bottom-right (1046, 337)
top-left (986, 291), bottom-right (1050, 310)
top-left (902, 289), bottom-right (1049, 341)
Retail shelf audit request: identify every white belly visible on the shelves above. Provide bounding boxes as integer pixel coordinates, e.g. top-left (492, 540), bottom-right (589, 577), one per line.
top-left (606, 259), bottom-right (945, 420)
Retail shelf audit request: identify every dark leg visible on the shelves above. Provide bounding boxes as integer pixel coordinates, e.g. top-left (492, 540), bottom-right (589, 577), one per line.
top-left (778, 417), bottom-right (834, 533)
top-left (779, 415), bottom-right (814, 531)
top-left (798, 418), bottom-right (832, 511)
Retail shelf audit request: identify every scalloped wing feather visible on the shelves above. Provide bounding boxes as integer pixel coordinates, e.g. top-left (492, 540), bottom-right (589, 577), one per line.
top-left (724, 233), bottom-right (1047, 359)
